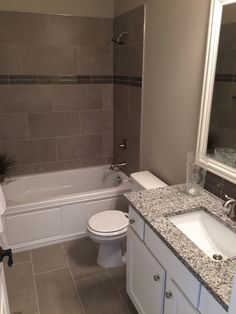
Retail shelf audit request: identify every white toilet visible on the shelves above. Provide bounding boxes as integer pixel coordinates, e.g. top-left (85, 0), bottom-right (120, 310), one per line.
top-left (87, 171), bottom-right (167, 268)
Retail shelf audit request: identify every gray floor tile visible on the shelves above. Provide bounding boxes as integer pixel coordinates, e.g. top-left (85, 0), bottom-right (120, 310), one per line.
top-left (119, 289), bottom-right (138, 314)
top-left (35, 268), bottom-right (83, 314)
top-left (63, 238), bottom-right (105, 280)
top-left (108, 265), bottom-right (126, 290)
top-left (5, 262), bottom-right (38, 314)
top-left (77, 273), bottom-right (130, 314)
top-left (4, 250), bottom-right (31, 266)
top-left (31, 243), bottom-right (67, 274)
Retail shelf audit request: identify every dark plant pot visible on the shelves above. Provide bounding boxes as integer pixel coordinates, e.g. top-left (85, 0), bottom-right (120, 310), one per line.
top-left (0, 174), bottom-right (5, 183)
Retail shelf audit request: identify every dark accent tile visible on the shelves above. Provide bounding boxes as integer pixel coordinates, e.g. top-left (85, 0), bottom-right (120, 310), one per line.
top-left (77, 273), bottom-right (130, 314)
top-left (204, 171), bottom-right (224, 190)
top-left (204, 184), bottom-right (222, 198)
top-left (0, 77), bottom-right (9, 86)
top-left (130, 81), bottom-right (142, 87)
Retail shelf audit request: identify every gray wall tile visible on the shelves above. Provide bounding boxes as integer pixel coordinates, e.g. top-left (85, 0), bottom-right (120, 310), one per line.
top-left (0, 11), bottom-right (116, 176)
top-left (0, 43), bottom-right (22, 74)
top-left (52, 85), bottom-right (103, 111)
top-left (80, 109), bottom-right (113, 135)
top-left (0, 85), bottom-right (54, 113)
top-left (20, 45), bottom-right (77, 75)
top-left (0, 114), bottom-right (28, 140)
top-left (32, 159), bottom-right (82, 174)
top-left (102, 84), bottom-right (113, 108)
top-left (76, 47), bottom-right (113, 75)
top-left (82, 156), bottom-right (113, 167)
top-left (103, 133), bottom-right (113, 156)
top-left (28, 112), bottom-right (79, 138)
top-left (57, 135), bottom-right (103, 160)
top-left (3, 139), bottom-right (57, 164)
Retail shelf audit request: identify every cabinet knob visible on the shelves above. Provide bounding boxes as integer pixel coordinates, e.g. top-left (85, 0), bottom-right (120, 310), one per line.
top-left (165, 292), bottom-right (172, 299)
top-left (153, 275), bottom-right (160, 281)
top-left (129, 219), bottom-right (135, 224)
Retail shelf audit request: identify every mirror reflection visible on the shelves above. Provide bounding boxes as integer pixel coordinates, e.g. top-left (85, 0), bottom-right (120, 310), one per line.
top-left (207, 3), bottom-right (236, 168)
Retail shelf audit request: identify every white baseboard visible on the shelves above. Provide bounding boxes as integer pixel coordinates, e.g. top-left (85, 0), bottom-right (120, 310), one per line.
top-left (12, 232), bottom-right (88, 253)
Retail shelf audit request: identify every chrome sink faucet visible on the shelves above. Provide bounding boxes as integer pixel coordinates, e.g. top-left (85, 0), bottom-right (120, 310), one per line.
top-left (110, 162), bottom-right (127, 171)
top-left (223, 195), bottom-right (236, 220)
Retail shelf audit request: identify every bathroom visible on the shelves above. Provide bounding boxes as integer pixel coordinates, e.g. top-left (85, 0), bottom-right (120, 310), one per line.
top-left (0, 0), bottom-right (236, 313)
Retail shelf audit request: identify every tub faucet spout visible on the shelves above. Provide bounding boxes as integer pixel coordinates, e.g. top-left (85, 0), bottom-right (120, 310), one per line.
top-left (110, 162), bottom-right (127, 171)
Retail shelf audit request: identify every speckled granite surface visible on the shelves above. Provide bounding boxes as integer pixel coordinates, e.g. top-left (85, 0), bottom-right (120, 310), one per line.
top-left (125, 185), bottom-right (236, 311)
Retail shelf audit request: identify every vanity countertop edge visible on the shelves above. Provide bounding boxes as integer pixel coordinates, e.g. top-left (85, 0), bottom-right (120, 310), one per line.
top-left (125, 184), bottom-right (236, 312)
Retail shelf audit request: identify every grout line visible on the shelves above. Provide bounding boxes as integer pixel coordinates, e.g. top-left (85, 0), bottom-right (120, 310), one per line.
top-left (61, 242), bottom-right (86, 314)
top-left (74, 270), bottom-right (107, 284)
top-left (30, 250), bottom-right (41, 314)
top-left (105, 267), bottom-right (132, 314)
top-left (34, 266), bottom-right (68, 276)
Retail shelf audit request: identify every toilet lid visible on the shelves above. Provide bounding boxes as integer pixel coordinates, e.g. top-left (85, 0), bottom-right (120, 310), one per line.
top-left (88, 210), bottom-right (128, 233)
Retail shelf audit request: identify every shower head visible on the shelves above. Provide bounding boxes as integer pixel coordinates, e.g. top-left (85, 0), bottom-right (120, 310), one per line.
top-left (112, 31), bottom-right (128, 45)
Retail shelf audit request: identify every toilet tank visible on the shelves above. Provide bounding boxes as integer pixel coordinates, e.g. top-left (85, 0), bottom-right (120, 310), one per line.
top-left (131, 171), bottom-right (167, 191)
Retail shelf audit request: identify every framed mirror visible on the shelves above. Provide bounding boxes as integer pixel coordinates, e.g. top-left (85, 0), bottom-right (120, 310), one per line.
top-left (197, 0), bottom-right (236, 184)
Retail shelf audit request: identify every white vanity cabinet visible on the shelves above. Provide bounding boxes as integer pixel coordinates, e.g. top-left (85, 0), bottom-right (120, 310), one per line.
top-left (164, 278), bottom-right (199, 314)
top-left (127, 227), bottom-right (166, 314)
top-left (127, 206), bottom-right (228, 314)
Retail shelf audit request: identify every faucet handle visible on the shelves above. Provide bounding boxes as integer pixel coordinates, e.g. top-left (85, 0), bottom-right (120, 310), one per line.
top-left (225, 195), bottom-right (233, 201)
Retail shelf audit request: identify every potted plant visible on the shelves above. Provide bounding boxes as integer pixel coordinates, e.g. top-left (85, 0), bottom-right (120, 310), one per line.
top-left (0, 153), bottom-right (16, 183)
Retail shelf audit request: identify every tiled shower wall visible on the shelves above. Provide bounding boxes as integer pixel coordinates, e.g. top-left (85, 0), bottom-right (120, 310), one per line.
top-left (113, 6), bottom-right (144, 175)
top-left (0, 11), bottom-right (113, 175)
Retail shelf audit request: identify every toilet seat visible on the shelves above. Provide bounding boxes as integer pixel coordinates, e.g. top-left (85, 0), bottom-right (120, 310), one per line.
top-left (87, 210), bottom-right (128, 237)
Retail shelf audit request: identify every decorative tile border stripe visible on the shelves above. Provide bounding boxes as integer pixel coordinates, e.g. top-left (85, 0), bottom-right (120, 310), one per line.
top-left (215, 74), bottom-right (236, 82)
top-left (0, 75), bottom-right (113, 85)
top-left (0, 74), bottom-right (142, 86)
top-left (113, 75), bottom-right (142, 87)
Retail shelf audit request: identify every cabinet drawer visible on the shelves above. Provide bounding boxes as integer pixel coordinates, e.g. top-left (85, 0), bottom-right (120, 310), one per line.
top-left (145, 224), bottom-right (201, 307)
top-left (129, 206), bottom-right (145, 240)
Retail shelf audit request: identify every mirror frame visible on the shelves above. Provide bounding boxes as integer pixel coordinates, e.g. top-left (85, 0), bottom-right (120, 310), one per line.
top-left (196, 0), bottom-right (236, 184)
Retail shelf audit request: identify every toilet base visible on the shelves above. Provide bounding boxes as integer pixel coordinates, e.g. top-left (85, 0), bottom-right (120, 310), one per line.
top-left (97, 243), bottom-right (124, 268)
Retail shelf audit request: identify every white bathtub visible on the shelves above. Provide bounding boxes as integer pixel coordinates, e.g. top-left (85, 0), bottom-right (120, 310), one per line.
top-left (2, 166), bottom-right (132, 251)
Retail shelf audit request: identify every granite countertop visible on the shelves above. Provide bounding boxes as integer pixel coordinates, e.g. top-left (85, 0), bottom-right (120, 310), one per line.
top-left (125, 184), bottom-right (236, 311)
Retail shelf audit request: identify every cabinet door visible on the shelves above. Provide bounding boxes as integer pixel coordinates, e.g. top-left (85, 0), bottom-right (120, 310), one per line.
top-left (127, 227), bottom-right (166, 314)
top-left (164, 278), bottom-right (199, 314)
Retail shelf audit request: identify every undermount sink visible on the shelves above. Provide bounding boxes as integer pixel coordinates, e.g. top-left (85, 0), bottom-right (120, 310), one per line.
top-left (168, 210), bottom-right (236, 261)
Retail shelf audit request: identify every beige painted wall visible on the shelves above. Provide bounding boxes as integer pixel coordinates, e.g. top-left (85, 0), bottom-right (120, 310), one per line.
top-left (141, 0), bottom-right (211, 184)
top-left (114, 0), bottom-right (146, 17)
top-left (0, 0), bottom-right (114, 17)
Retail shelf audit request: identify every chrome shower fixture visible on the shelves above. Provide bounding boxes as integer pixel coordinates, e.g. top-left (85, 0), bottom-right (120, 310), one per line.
top-left (112, 31), bottom-right (128, 45)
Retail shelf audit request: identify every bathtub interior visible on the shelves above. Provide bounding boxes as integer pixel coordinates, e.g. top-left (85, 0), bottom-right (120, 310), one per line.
top-left (3, 166), bottom-right (130, 205)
